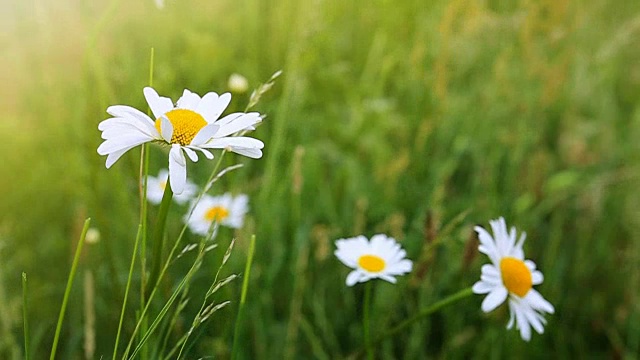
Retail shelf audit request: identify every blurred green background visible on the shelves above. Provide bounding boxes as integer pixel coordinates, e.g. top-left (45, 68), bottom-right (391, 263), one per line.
top-left (1, 0), bottom-right (639, 358)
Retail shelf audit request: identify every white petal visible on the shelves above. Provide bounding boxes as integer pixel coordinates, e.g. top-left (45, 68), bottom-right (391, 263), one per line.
top-left (346, 271), bottom-right (361, 286)
top-left (531, 271), bottom-right (544, 285)
top-left (183, 147), bottom-right (198, 162)
top-left (97, 134), bottom-right (151, 155)
top-left (215, 112), bottom-right (261, 137)
top-left (526, 289), bottom-right (555, 314)
top-left (105, 148), bottom-right (129, 168)
top-left (514, 305), bottom-right (532, 341)
top-left (190, 123), bottom-right (220, 145)
top-left (160, 116), bottom-right (174, 142)
top-left (200, 148), bottom-right (214, 159)
top-left (204, 136), bottom-right (264, 150)
top-left (176, 89), bottom-right (201, 110)
top-left (106, 105), bottom-right (155, 127)
top-left (472, 280), bottom-right (495, 294)
top-left (229, 147), bottom-right (263, 159)
top-left (196, 92), bottom-right (230, 122)
top-left (198, 92), bottom-right (231, 122)
top-left (144, 87), bottom-right (174, 119)
top-left (481, 286), bottom-right (508, 313)
top-left (168, 145), bottom-right (187, 194)
top-left (378, 274), bottom-right (397, 284)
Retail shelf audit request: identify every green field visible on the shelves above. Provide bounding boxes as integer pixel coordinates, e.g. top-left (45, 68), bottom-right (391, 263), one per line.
top-left (1, 0), bottom-right (639, 358)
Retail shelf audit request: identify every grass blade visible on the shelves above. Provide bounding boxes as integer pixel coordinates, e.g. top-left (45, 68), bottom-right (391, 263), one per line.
top-left (49, 218), bottom-right (91, 360)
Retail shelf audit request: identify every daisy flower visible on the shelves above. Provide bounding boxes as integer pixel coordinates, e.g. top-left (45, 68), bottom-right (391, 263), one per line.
top-left (472, 217), bottom-right (555, 341)
top-left (145, 169), bottom-right (197, 205)
top-left (97, 87), bottom-right (264, 194)
top-left (185, 193), bottom-right (249, 235)
top-left (335, 234), bottom-right (412, 286)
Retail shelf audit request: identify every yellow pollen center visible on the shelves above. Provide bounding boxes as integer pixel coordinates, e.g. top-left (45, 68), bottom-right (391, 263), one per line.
top-left (155, 109), bottom-right (207, 146)
top-left (205, 206), bottom-right (229, 222)
top-left (358, 255), bottom-right (386, 273)
top-left (160, 181), bottom-right (167, 190)
top-left (500, 257), bottom-right (532, 297)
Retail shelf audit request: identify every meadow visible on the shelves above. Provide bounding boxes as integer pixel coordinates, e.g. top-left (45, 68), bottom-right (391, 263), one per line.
top-left (1, 0), bottom-right (639, 358)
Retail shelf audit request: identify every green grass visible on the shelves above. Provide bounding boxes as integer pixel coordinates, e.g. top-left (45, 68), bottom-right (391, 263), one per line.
top-left (1, 0), bottom-right (640, 358)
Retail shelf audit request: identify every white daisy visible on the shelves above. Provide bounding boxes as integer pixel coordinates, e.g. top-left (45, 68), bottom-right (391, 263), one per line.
top-left (185, 193), bottom-right (249, 235)
top-left (472, 217), bottom-right (555, 341)
top-left (97, 87), bottom-right (264, 194)
top-left (334, 234), bottom-right (412, 286)
top-left (145, 169), bottom-right (197, 205)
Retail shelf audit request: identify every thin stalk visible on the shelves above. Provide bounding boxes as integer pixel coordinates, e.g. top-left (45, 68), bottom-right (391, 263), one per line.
top-left (231, 234), bottom-right (257, 360)
top-left (123, 156), bottom-right (229, 359)
top-left (22, 272), bottom-right (29, 360)
top-left (348, 287), bottom-right (474, 359)
top-left (139, 46), bottom-right (154, 360)
top-left (112, 224), bottom-right (143, 360)
top-left (146, 183), bottom-right (174, 295)
top-left (50, 218), bottom-right (91, 360)
top-left (363, 282), bottom-right (373, 360)
top-left (128, 244), bottom-right (207, 359)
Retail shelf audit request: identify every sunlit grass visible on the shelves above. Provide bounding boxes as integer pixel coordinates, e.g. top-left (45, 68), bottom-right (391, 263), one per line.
top-left (1, 0), bottom-right (640, 358)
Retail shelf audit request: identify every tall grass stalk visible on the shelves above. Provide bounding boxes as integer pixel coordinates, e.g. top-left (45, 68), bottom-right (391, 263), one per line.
top-left (363, 282), bottom-right (373, 360)
top-left (22, 272), bottom-right (29, 360)
top-left (231, 234), bottom-right (257, 360)
top-left (112, 224), bottom-right (143, 360)
top-left (146, 183), bottom-right (174, 294)
top-left (175, 237), bottom-right (237, 359)
top-left (49, 218), bottom-right (91, 360)
top-left (127, 242), bottom-right (209, 359)
top-left (139, 46), bottom-right (155, 360)
top-left (122, 155), bottom-right (230, 359)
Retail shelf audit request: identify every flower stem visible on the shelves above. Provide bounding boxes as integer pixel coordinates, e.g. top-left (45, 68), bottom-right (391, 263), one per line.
top-left (363, 282), bottom-right (374, 360)
top-left (49, 218), bottom-right (91, 360)
top-left (22, 272), bottom-right (30, 360)
top-left (231, 234), bottom-right (257, 360)
top-left (147, 183), bottom-right (174, 296)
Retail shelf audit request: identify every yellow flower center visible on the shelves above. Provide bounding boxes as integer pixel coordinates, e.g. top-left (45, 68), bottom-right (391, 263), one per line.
top-left (358, 255), bottom-right (386, 273)
top-left (160, 180), bottom-right (167, 190)
top-left (155, 109), bottom-right (207, 146)
top-left (500, 257), bottom-right (532, 297)
top-left (205, 206), bottom-right (229, 222)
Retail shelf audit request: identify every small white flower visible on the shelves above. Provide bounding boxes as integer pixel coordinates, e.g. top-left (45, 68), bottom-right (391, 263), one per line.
top-left (334, 234), bottom-right (412, 286)
top-left (145, 169), bottom-right (197, 205)
top-left (472, 217), bottom-right (555, 341)
top-left (97, 87), bottom-right (264, 194)
top-left (185, 193), bottom-right (249, 235)
top-left (228, 73), bottom-right (249, 94)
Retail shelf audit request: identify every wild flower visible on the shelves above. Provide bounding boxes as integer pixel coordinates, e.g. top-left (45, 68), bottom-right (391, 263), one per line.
top-left (97, 87), bottom-right (264, 194)
top-left (335, 234), bottom-right (412, 286)
top-left (472, 217), bottom-right (555, 341)
top-left (185, 193), bottom-right (249, 235)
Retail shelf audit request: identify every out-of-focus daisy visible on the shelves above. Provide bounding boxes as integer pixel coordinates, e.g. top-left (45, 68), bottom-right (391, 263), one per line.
top-left (228, 73), bottom-right (249, 94)
top-left (185, 193), bottom-right (249, 235)
top-left (335, 234), bottom-right (412, 286)
top-left (472, 217), bottom-right (555, 341)
top-left (146, 169), bottom-right (197, 205)
top-left (97, 87), bottom-right (264, 194)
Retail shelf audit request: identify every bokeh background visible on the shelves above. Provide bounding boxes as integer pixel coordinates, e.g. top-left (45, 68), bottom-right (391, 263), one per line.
top-left (1, 0), bottom-right (639, 358)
